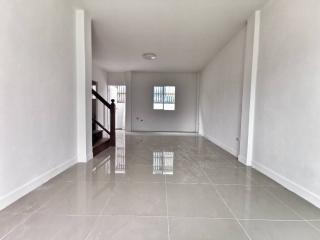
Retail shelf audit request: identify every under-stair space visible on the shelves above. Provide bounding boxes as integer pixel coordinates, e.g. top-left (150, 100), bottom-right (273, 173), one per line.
top-left (92, 84), bottom-right (116, 156)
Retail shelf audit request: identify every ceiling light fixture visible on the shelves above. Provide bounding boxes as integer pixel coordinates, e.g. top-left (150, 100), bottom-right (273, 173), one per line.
top-left (142, 53), bottom-right (157, 60)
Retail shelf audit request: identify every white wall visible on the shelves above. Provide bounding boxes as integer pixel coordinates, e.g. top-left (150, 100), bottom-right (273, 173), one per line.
top-left (75, 9), bottom-right (93, 162)
top-left (238, 11), bottom-right (261, 165)
top-left (85, 13), bottom-right (93, 160)
top-left (131, 72), bottom-right (198, 132)
top-left (199, 29), bottom-right (246, 156)
top-left (0, 0), bottom-right (77, 209)
top-left (252, 0), bottom-right (320, 207)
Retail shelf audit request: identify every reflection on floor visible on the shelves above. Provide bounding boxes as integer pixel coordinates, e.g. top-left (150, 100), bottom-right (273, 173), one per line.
top-left (153, 152), bottom-right (174, 175)
top-left (115, 147), bottom-right (126, 174)
top-left (1, 131), bottom-right (320, 239)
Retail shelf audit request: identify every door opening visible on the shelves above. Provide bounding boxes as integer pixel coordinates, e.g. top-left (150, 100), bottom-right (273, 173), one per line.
top-left (108, 85), bottom-right (126, 130)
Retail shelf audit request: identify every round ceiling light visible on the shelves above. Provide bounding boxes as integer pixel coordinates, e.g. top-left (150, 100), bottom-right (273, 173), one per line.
top-left (142, 53), bottom-right (157, 60)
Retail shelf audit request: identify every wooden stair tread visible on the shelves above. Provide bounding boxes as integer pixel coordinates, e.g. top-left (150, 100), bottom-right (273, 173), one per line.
top-left (93, 137), bottom-right (110, 148)
top-left (91, 89), bottom-right (115, 157)
top-left (93, 137), bottom-right (111, 156)
top-left (92, 129), bottom-right (103, 135)
top-left (92, 130), bottom-right (103, 145)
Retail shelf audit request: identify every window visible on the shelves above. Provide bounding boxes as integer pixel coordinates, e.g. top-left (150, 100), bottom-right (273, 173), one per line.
top-left (153, 86), bottom-right (175, 110)
top-left (117, 85), bottom-right (126, 103)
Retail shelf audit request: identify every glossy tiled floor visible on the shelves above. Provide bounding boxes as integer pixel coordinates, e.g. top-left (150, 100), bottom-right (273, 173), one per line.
top-left (1, 132), bottom-right (320, 239)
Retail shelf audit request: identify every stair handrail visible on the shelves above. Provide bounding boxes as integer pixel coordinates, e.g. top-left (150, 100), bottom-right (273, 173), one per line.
top-left (92, 89), bottom-right (116, 146)
top-left (92, 89), bottom-right (112, 109)
top-left (92, 118), bottom-right (110, 135)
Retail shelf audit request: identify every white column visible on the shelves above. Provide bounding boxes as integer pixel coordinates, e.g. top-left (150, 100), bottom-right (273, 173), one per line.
top-left (238, 11), bottom-right (261, 166)
top-left (75, 9), bottom-right (93, 162)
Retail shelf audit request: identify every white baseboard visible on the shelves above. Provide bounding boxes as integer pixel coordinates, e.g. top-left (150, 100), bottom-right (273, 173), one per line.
top-left (128, 131), bottom-right (198, 136)
top-left (0, 157), bottom-right (77, 211)
top-left (201, 134), bottom-right (238, 157)
top-left (77, 150), bottom-right (93, 163)
top-left (252, 161), bottom-right (320, 208)
top-left (238, 155), bottom-right (248, 166)
top-left (87, 151), bottom-right (93, 161)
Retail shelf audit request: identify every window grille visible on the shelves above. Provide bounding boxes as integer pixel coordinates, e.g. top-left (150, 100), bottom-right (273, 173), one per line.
top-left (153, 86), bottom-right (175, 110)
top-left (117, 85), bottom-right (126, 103)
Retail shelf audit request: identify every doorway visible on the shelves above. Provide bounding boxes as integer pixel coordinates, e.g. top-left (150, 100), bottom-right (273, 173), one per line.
top-left (108, 85), bottom-right (126, 130)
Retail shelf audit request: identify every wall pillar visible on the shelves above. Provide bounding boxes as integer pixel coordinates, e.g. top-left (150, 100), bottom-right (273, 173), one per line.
top-left (238, 11), bottom-right (261, 166)
top-left (75, 9), bottom-right (93, 162)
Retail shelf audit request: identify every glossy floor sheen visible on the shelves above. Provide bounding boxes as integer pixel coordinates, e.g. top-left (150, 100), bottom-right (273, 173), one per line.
top-left (1, 132), bottom-right (320, 240)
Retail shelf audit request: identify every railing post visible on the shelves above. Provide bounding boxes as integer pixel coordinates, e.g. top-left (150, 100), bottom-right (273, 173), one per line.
top-left (110, 99), bottom-right (116, 146)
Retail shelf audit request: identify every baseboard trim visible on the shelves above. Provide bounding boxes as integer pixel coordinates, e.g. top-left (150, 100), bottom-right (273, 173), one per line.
top-left (0, 157), bottom-right (77, 211)
top-left (238, 155), bottom-right (248, 166)
top-left (252, 161), bottom-right (320, 208)
top-left (87, 151), bottom-right (93, 161)
top-left (201, 134), bottom-right (238, 157)
top-left (128, 131), bottom-right (198, 136)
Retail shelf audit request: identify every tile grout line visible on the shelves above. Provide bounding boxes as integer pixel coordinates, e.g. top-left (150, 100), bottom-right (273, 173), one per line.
top-left (46, 212), bottom-right (317, 222)
top-left (214, 188), bottom-right (252, 240)
top-left (84, 181), bottom-right (119, 240)
top-left (0, 182), bottom-right (73, 240)
top-left (63, 213), bottom-right (236, 220)
top-left (0, 212), bottom-right (34, 240)
top-left (164, 175), bottom-right (172, 240)
top-left (198, 165), bottom-right (253, 240)
top-left (238, 218), bottom-right (313, 221)
top-left (4, 137), bottom-right (319, 239)
top-left (264, 188), bottom-right (320, 235)
top-left (309, 222), bottom-right (320, 232)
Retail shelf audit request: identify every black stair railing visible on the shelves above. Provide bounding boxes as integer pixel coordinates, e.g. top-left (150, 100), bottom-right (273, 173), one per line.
top-left (92, 89), bottom-right (116, 146)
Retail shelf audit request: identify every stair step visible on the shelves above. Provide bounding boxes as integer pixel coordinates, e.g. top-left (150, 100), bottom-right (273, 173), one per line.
top-left (92, 130), bottom-right (103, 144)
top-left (93, 138), bottom-right (111, 156)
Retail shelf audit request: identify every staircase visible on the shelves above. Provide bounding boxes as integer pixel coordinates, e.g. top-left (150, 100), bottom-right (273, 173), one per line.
top-left (92, 89), bottom-right (116, 156)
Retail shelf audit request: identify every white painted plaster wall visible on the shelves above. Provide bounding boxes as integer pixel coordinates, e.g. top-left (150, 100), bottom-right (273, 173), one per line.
top-left (131, 72), bottom-right (198, 132)
top-left (252, 0), bottom-right (320, 207)
top-left (85, 13), bottom-right (93, 160)
top-left (239, 11), bottom-right (261, 165)
top-left (199, 29), bottom-right (246, 156)
top-left (0, 0), bottom-right (77, 209)
top-left (75, 9), bottom-right (93, 162)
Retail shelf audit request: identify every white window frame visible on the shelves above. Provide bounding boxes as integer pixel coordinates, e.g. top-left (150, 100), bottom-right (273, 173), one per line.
top-left (153, 86), bottom-right (176, 111)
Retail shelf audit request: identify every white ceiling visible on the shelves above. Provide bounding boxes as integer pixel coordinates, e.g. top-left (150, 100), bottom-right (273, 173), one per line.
top-left (81, 0), bottom-right (268, 72)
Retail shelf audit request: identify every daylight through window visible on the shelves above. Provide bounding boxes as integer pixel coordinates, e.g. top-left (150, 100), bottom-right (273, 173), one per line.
top-left (153, 86), bottom-right (175, 110)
